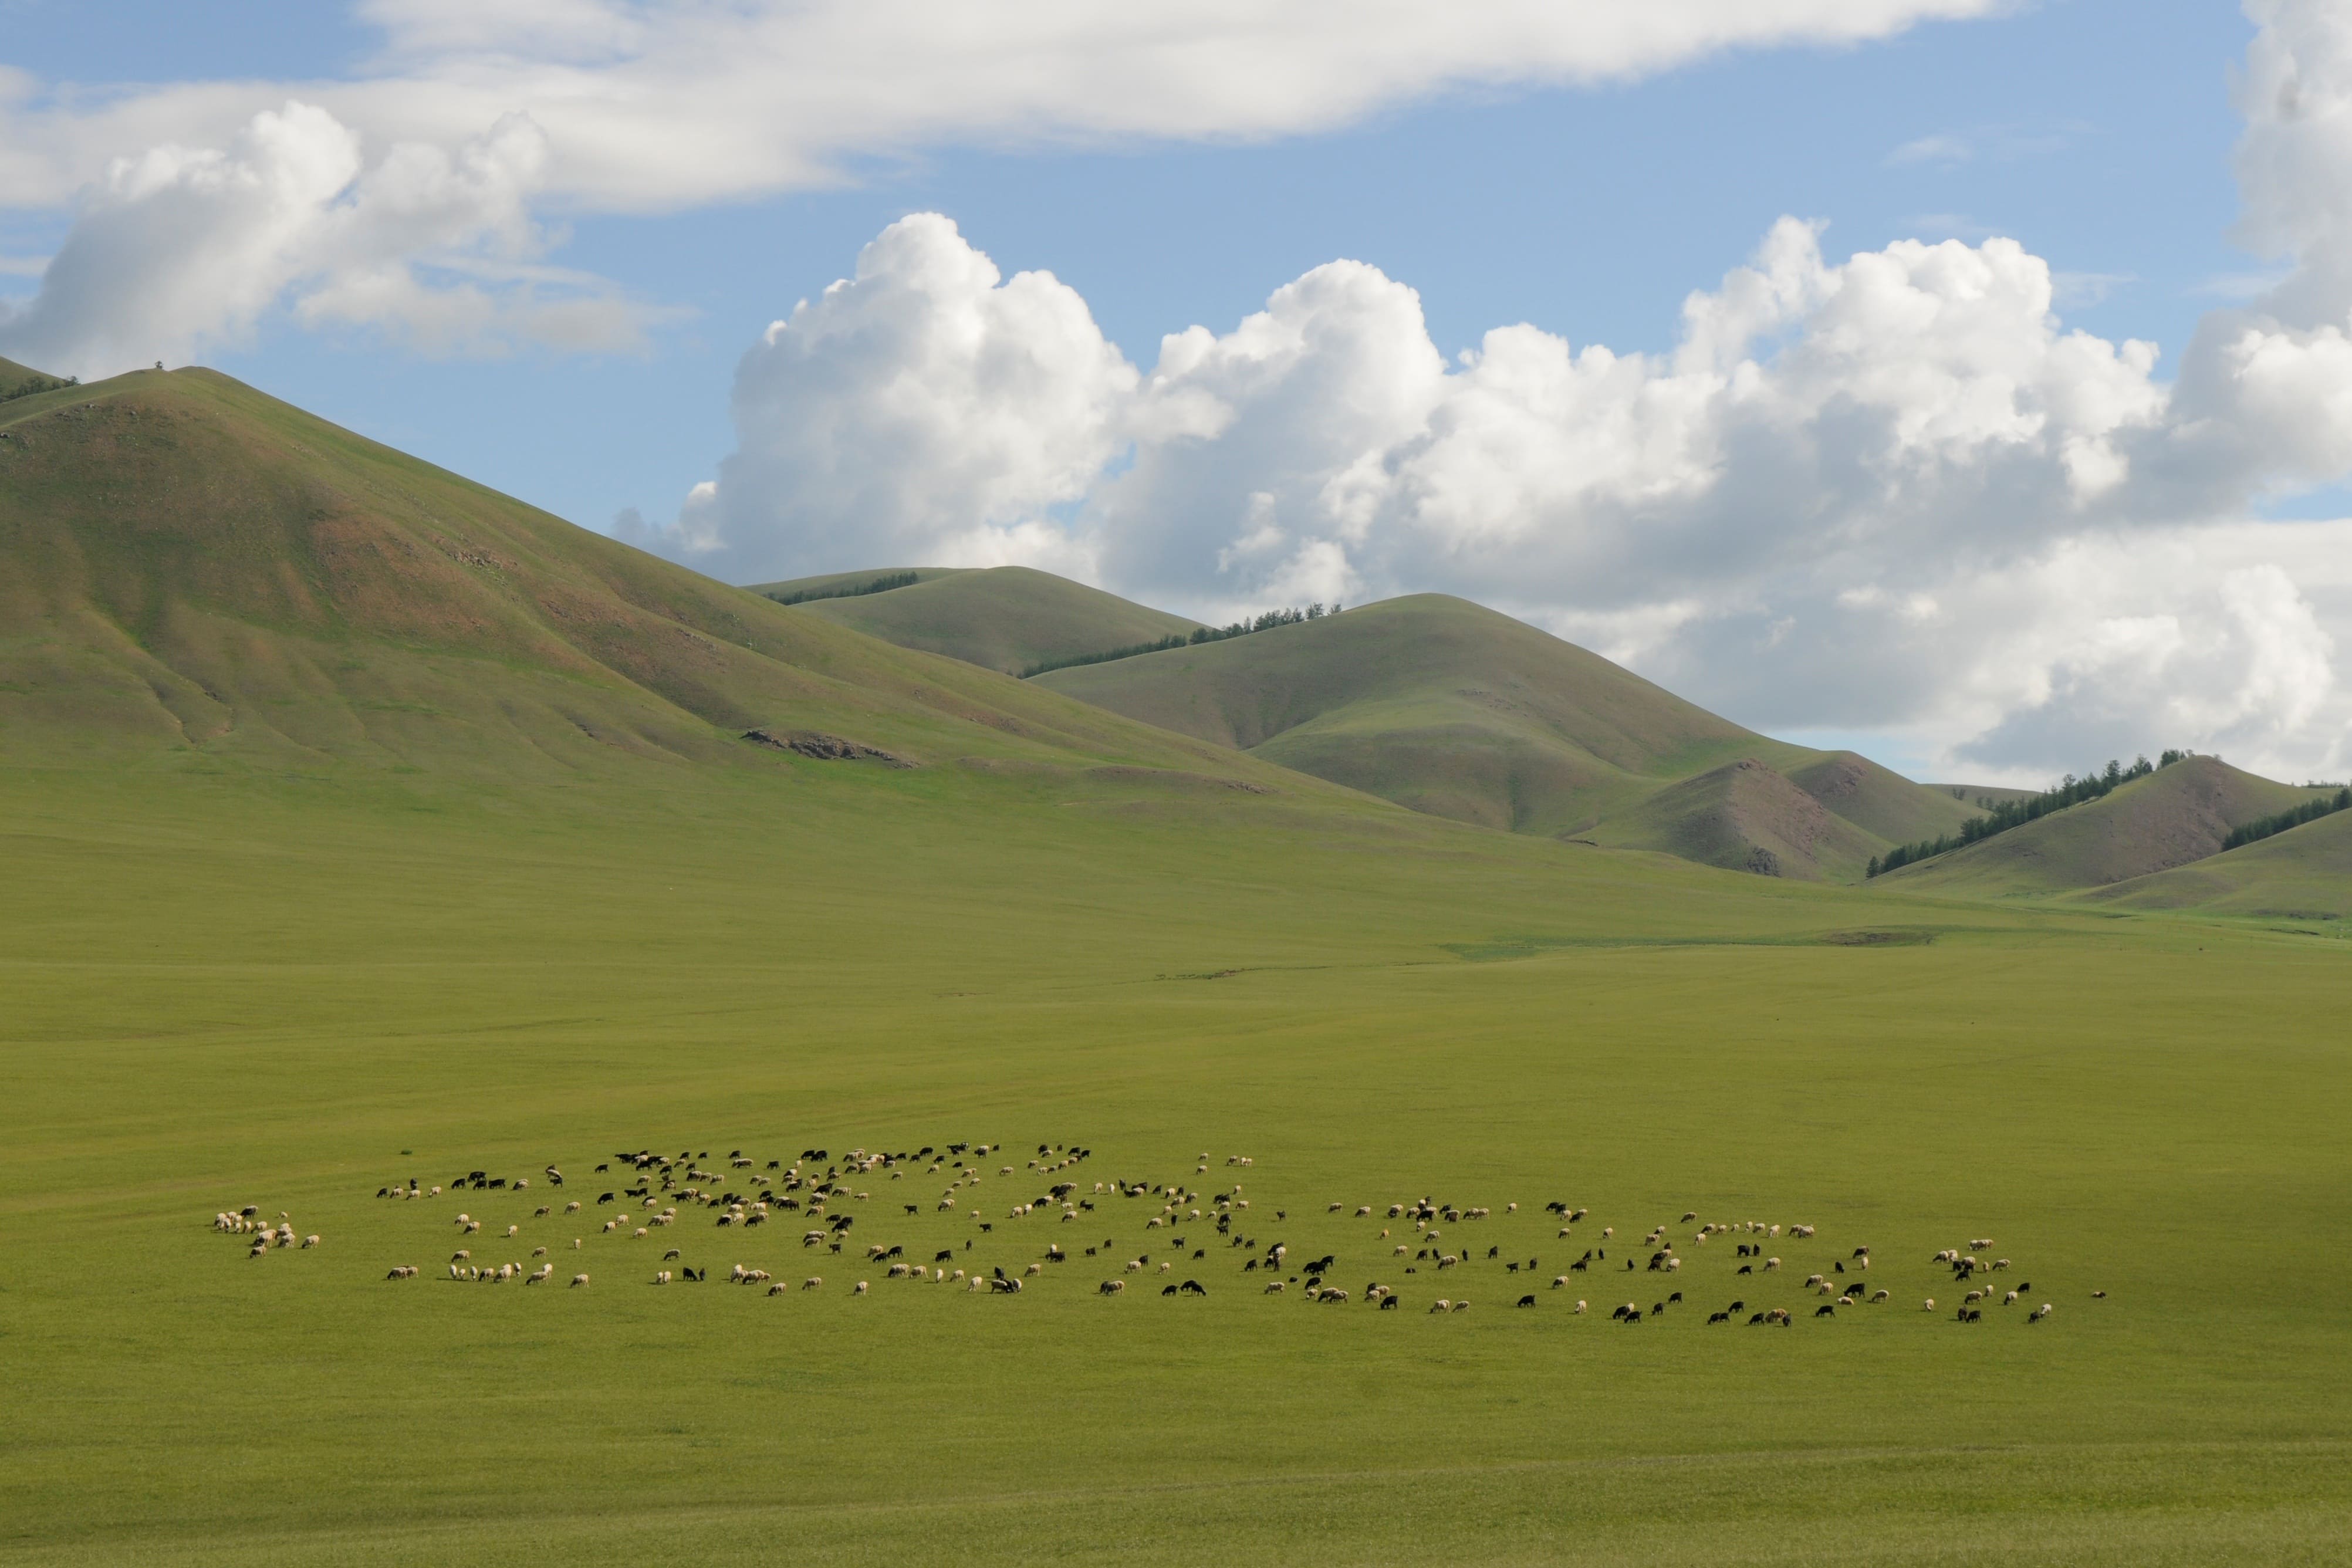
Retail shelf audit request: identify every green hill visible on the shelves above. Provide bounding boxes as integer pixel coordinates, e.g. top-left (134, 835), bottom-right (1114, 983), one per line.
top-left (0, 367), bottom-right (1269, 786)
top-left (1033, 593), bottom-right (1976, 876)
top-left (2074, 805), bottom-right (2352, 918)
top-left (1589, 755), bottom-right (1890, 880)
top-left (759, 564), bottom-right (1201, 675)
top-left (1878, 755), bottom-right (2327, 895)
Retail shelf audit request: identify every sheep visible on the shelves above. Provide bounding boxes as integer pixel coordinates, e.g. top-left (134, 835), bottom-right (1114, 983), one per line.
top-left (569, 1273), bottom-right (590, 1287)
top-left (526, 1265), bottom-right (553, 1284)
top-left (1516, 1294), bottom-right (1536, 1308)
top-left (1430, 1299), bottom-right (1452, 1314)
top-left (1450, 1300), bottom-right (1469, 1313)
top-left (768, 1282), bottom-right (789, 1296)
top-left (1551, 1275), bottom-right (1569, 1289)
top-left (1100, 1279), bottom-right (1125, 1296)
top-left (1870, 1289), bottom-right (1890, 1303)
top-left (1265, 1281), bottom-right (1286, 1294)
top-left (565, 1201), bottom-right (581, 1214)
top-left (1922, 1297), bottom-right (1935, 1311)
top-left (803, 1276), bottom-right (822, 1290)
top-left (506, 1225), bottom-right (519, 1238)
top-left (854, 1280), bottom-right (870, 1295)
top-left (2030, 1302), bottom-right (2052, 1322)
top-left (1573, 1299), bottom-right (1587, 1314)
top-left (1764, 1256), bottom-right (1782, 1272)
top-left (385, 1266), bottom-right (419, 1280)
top-left (2005, 1289), bottom-right (2020, 1305)
top-left (532, 1246), bottom-right (548, 1258)
top-left (451, 1249), bottom-right (471, 1263)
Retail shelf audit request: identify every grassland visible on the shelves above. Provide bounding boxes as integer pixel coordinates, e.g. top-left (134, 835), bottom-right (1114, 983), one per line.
top-left (2, 748), bottom-right (2348, 1566)
top-left (4, 366), bottom-right (2349, 1564)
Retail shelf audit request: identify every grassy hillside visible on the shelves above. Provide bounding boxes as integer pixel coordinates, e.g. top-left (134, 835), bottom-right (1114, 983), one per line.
top-left (1880, 756), bottom-right (2327, 896)
top-left (0, 369), bottom-right (1285, 790)
top-left (1590, 756), bottom-right (1889, 880)
top-left (748, 566), bottom-right (967, 599)
top-left (1035, 594), bottom-right (1977, 874)
top-left (2077, 806), bottom-right (2352, 919)
top-left (780, 564), bottom-right (1201, 675)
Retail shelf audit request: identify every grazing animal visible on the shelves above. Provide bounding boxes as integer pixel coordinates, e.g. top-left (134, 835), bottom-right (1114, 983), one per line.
top-left (1516, 1294), bottom-right (1536, 1308)
top-left (1100, 1279), bottom-right (1125, 1296)
top-left (854, 1280), bottom-right (869, 1295)
top-left (569, 1273), bottom-right (589, 1287)
top-left (1430, 1299), bottom-right (1451, 1314)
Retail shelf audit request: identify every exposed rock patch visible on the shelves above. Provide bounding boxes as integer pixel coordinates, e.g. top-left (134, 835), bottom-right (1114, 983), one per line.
top-left (743, 728), bottom-right (914, 767)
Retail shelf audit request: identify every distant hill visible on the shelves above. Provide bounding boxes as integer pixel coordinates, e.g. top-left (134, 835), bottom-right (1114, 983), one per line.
top-left (0, 367), bottom-right (1275, 788)
top-left (1878, 756), bottom-right (2327, 895)
top-left (754, 565), bottom-right (1201, 676)
top-left (2075, 806), bottom-right (2352, 919)
top-left (1587, 756), bottom-right (1888, 880)
top-left (1032, 593), bottom-right (1977, 877)
top-left (1924, 782), bottom-right (2040, 809)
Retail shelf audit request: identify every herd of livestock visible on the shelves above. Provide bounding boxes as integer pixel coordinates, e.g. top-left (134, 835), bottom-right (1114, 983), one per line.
top-left (215, 1140), bottom-right (2085, 1327)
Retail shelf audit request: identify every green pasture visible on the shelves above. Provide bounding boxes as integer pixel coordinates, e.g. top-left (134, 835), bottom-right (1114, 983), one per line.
top-left (2, 755), bottom-right (2347, 1565)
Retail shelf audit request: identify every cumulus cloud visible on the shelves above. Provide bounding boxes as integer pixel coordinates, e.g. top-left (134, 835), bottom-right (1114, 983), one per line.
top-left (650, 0), bottom-right (2352, 780)
top-left (668, 214), bottom-right (1134, 583)
top-left (0, 101), bottom-right (661, 377)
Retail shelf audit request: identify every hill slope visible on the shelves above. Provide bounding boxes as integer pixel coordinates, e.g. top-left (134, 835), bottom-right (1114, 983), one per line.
top-left (772, 565), bottom-right (1201, 675)
top-left (1878, 756), bottom-right (2325, 895)
top-left (0, 368), bottom-right (1280, 789)
top-left (1033, 594), bottom-right (1976, 876)
top-left (2074, 805), bottom-right (2352, 918)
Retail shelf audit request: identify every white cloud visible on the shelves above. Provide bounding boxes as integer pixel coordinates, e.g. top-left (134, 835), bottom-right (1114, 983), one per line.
top-left (648, 0), bottom-right (2352, 781)
top-left (1888, 133), bottom-right (1973, 167)
top-left (667, 214), bottom-right (1133, 583)
top-left (0, 0), bottom-right (1999, 370)
top-left (0, 102), bottom-right (658, 376)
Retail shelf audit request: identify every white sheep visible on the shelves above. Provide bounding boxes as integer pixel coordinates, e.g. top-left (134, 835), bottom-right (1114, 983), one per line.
top-left (570, 1273), bottom-right (589, 1287)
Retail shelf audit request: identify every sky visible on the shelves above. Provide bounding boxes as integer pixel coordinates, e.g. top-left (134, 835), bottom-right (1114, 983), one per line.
top-left (2, 0), bottom-right (2348, 785)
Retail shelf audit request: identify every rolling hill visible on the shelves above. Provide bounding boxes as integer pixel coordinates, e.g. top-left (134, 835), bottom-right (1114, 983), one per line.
top-left (1877, 755), bottom-right (2329, 896)
top-left (2073, 804), bottom-right (2352, 919)
top-left (0, 366), bottom-right (1283, 791)
top-left (1030, 593), bottom-right (1977, 878)
top-left (752, 564), bottom-right (1202, 675)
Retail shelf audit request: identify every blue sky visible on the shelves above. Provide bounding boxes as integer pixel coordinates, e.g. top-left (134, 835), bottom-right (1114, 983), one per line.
top-left (3, 1), bottom-right (2348, 783)
top-left (0, 0), bottom-right (2258, 533)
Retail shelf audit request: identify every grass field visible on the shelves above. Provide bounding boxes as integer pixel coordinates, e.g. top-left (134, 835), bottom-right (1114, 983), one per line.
top-left (4, 751), bottom-right (2348, 1566)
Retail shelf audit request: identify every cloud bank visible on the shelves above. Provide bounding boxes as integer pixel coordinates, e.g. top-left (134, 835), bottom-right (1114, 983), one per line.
top-left (650, 0), bottom-right (2352, 782)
